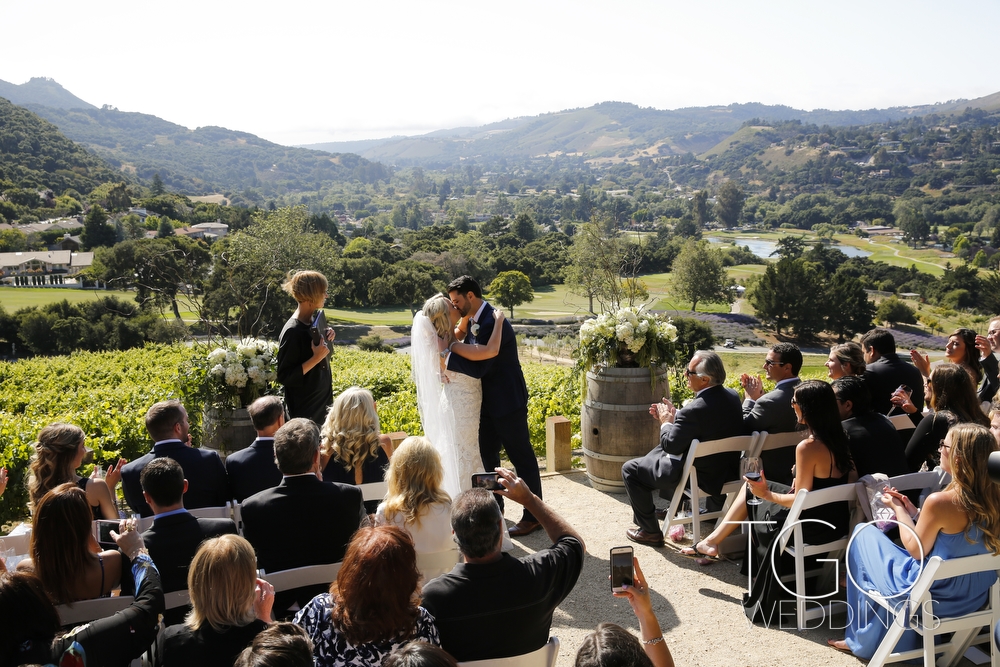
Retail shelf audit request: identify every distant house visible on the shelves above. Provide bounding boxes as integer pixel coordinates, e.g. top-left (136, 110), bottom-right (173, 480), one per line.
top-left (191, 221), bottom-right (228, 240)
top-left (52, 232), bottom-right (81, 251)
top-left (0, 250), bottom-right (73, 275)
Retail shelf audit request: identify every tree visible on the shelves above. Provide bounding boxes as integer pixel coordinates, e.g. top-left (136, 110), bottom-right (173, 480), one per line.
top-left (876, 296), bottom-right (917, 327)
top-left (825, 272), bottom-right (876, 341)
top-left (895, 201), bottom-right (929, 247)
top-left (672, 317), bottom-right (717, 360)
top-left (488, 271), bottom-right (534, 318)
top-left (972, 249), bottom-right (989, 268)
top-left (437, 178), bottom-right (452, 207)
top-left (120, 213), bottom-right (146, 241)
top-left (670, 240), bottom-right (734, 312)
top-left (690, 190), bottom-right (710, 229)
top-left (157, 218), bottom-right (175, 238)
top-left (714, 181), bottom-right (745, 228)
top-left (565, 219), bottom-right (645, 314)
top-left (80, 205), bottom-right (116, 250)
top-left (771, 235), bottom-right (807, 259)
top-left (150, 173), bottom-right (165, 196)
top-left (512, 212), bottom-right (536, 242)
top-left (747, 258), bottom-right (825, 337)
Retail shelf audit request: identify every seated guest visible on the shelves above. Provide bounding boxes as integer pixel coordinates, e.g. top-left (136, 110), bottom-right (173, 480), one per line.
top-left (0, 526), bottom-right (163, 667)
top-left (140, 457), bottom-right (238, 625)
top-left (233, 622), bottom-right (314, 667)
top-left (121, 400), bottom-right (230, 517)
top-left (575, 558), bottom-right (674, 667)
top-left (29, 422), bottom-right (126, 520)
top-left (320, 386), bottom-right (394, 513)
top-left (740, 342), bottom-right (803, 485)
top-left (832, 376), bottom-right (909, 477)
top-left (375, 436), bottom-right (454, 563)
top-left (294, 526), bottom-right (440, 667)
top-left (17, 483), bottom-right (128, 604)
top-left (622, 351), bottom-right (744, 546)
top-left (421, 469), bottom-right (585, 662)
top-left (825, 341), bottom-right (866, 380)
top-left (227, 395), bottom-right (286, 503)
top-left (241, 418), bottom-right (365, 615)
top-left (158, 534), bottom-right (275, 667)
top-left (384, 642), bottom-right (459, 667)
top-left (862, 327), bottom-right (925, 420)
top-left (892, 363), bottom-right (990, 471)
top-left (911, 327), bottom-right (999, 405)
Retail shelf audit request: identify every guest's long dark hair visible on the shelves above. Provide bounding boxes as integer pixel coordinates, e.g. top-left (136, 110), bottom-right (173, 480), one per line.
top-left (793, 380), bottom-right (853, 476)
top-left (949, 328), bottom-right (983, 384)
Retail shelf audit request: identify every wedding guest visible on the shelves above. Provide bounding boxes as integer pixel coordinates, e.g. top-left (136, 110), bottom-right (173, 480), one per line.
top-left (320, 386), bottom-right (393, 512)
top-left (861, 328), bottom-right (925, 420)
top-left (157, 534), bottom-right (275, 667)
top-left (825, 341), bottom-right (866, 380)
top-left (227, 395), bottom-right (286, 503)
top-left (740, 343), bottom-right (803, 485)
top-left (29, 422), bottom-right (125, 520)
top-left (384, 642), bottom-right (459, 667)
top-left (833, 376), bottom-right (908, 477)
top-left (277, 270), bottom-right (335, 425)
top-left (233, 622), bottom-right (314, 667)
top-left (910, 327), bottom-right (999, 404)
top-left (293, 526), bottom-right (440, 667)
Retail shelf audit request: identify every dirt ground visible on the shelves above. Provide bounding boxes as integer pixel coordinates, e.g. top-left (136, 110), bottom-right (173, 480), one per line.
top-left (496, 470), bottom-right (982, 667)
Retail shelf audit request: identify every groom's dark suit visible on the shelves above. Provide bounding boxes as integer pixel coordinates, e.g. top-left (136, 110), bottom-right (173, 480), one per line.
top-left (447, 301), bottom-right (542, 522)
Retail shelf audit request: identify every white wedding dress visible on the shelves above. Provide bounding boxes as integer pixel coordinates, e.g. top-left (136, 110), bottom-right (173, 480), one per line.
top-left (441, 369), bottom-right (486, 491)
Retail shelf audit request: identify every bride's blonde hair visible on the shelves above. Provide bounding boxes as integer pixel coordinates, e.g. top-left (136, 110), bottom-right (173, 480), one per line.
top-left (422, 293), bottom-right (457, 345)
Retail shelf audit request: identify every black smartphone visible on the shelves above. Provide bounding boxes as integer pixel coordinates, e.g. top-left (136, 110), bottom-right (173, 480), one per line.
top-left (310, 309), bottom-right (328, 346)
top-left (610, 546), bottom-right (634, 592)
top-left (94, 520), bottom-right (119, 545)
top-left (471, 472), bottom-right (503, 490)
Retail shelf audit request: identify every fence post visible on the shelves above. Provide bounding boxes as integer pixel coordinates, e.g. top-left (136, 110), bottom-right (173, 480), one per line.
top-left (388, 431), bottom-right (408, 451)
top-left (545, 416), bottom-right (572, 473)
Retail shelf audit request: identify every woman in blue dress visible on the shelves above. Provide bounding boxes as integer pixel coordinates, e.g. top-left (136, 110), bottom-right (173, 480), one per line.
top-left (829, 423), bottom-right (1000, 657)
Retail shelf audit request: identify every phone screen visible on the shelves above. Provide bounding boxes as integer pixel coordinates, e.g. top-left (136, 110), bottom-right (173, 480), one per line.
top-left (471, 473), bottom-right (502, 490)
top-left (610, 547), bottom-right (634, 591)
top-left (95, 520), bottom-right (118, 545)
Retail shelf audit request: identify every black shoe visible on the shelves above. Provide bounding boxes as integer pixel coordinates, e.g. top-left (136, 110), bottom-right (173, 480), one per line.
top-left (655, 507), bottom-right (668, 521)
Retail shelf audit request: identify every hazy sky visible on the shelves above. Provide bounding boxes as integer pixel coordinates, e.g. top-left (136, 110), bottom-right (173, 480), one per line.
top-left (3, 0), bottom-right (997, 146)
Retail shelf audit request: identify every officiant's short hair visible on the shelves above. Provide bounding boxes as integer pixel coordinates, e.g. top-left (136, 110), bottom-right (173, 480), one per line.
top-left (447, 275), bottom-right (481, 299)
top-left (273, 418), bottom-right (319, 474)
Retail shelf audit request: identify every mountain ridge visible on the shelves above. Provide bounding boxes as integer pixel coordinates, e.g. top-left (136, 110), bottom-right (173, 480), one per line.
top-left (0, 77), bottom-right (96, 111)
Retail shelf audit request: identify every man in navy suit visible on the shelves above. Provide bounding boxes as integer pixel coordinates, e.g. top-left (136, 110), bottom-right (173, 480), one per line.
top-left (226, 395), bottom-right (285, 503)
top-left (739, 342), bottom-right (803, 485)
top-left (446, 275), bottom-right (542, 537)
top-left (241, 418), bottom-right (365, 615)
top-left (139, 457), bottom-right (237, 625)
top-left (622, 351), bottom-right (744, 546)
top-left (121, 400), bottom-right (230, 517)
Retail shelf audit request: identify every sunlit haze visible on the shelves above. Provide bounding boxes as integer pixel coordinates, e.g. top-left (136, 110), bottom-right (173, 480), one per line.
top-left (3, 0), bottom-right (997, 145)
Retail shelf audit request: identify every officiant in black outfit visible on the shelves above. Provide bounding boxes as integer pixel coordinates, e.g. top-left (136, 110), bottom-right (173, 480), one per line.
top-left (446, 275), bottom-right (543, 537)
top-left (276, 270), bottom-right (335, 425)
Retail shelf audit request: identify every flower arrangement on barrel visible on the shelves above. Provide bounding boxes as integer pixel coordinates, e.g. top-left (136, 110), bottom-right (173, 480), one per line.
top-left (577, 306), bottom-right (678, 372)
top-left (200, 338), bottom-right (279, 409)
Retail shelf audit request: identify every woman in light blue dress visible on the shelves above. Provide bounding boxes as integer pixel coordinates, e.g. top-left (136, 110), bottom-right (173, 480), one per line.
top-left (829, 423), bottom-right (1000, 657)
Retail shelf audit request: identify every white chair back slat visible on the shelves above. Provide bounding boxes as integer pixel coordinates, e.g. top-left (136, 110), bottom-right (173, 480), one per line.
top-left (359, 481), bottom-right (388, 503)
top-left (0, 532), bottom-right (31, 556)
top-left (416, 549), bottom-right (461, 581)
top-left (888, 414), bottom-right (916, 431)
top-left (163, 589), bottom-right (192, 611)
top-left (749, 430), bottom-right (802, 457)
top-left (187, 502), bottom-right (233, 521)
top-left (264, 562), bottom-right (343, 593)
top-left (457, 636), bottom-right (559, 667)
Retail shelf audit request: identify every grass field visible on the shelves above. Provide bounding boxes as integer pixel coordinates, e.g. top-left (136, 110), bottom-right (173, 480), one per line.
top-left (0, 287), bottom-right (138, 309)
top-left (719, 351), bottom-right (828, 379)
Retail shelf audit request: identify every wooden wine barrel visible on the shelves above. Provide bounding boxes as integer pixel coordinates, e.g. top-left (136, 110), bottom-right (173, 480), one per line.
top-left (202, 407), bottom-right (256, 460)
top-left (582, 366), bottom-right (669, 492)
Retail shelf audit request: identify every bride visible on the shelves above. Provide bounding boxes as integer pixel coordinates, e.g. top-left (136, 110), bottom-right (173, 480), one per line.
top-left (411, 293), bottom-right (504, 499)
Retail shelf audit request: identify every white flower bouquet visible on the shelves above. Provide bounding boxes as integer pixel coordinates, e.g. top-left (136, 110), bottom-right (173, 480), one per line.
top-left (202, 338), bottom-right (278, 408)
top-left (577, 307), bottom-right (677, 371)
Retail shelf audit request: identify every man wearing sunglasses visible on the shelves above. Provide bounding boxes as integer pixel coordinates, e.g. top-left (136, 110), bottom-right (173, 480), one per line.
top-left (739, 342), bottom-right (802, 485)
top-left (622, 350), bottom-right (744, 546)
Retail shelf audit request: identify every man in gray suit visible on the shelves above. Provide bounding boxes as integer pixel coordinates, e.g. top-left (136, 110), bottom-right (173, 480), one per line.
top-left (739, 342), bottom-right (802, 485)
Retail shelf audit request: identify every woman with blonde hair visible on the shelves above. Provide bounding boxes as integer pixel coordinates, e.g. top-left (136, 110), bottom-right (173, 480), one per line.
top-left (375, 437), bottom-right (453, 563)
top-left (158, 534), bottom-right (275, 666)
top-left (277, 269), bottom-right (335, 425)
top-left (29, 422), bottom-right (125, 520)
top-left (321, 386), bottom-right (393, 511)
top-left (830, 422), bottom-right (1000, 657)
top-left (412, 292), bottom-right (505, 497)
top-left (824, 341), bottom-right (866, 380)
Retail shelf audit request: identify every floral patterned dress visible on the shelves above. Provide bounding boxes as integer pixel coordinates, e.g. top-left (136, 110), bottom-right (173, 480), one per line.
top-left (293, 593), bottom-right (440, 667)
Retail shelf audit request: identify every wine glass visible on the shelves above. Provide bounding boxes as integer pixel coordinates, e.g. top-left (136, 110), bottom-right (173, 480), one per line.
top-left (741, 456), bottom-right (764, 506)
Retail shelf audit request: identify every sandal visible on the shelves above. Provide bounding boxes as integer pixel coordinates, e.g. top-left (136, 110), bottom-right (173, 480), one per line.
top-left (827, 639), bottom-right (852, 654)
top-left (678, 541), bottom-right (720, 562)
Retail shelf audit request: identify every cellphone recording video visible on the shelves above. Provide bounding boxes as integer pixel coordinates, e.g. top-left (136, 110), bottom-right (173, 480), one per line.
top-left (310, 309), bottom-right (329, 347)
top-left (94, 520), bottom-right (119, 546)
top-left (471, 472), bottom-right (503, 491)
top-left (610, 546), bottom-right (634, 592)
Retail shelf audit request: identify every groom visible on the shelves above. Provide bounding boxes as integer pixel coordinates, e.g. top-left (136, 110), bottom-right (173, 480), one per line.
top-left (446, 275), bottom-right (543, 536)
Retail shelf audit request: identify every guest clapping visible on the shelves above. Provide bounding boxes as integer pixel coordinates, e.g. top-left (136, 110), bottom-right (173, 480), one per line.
top-left (294, 526), bottom-right (440, 667)
top-left (158, 534), bottom-right (274, 667)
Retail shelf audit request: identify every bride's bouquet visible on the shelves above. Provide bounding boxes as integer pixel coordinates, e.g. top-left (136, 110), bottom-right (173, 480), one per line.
top-left (577, 306), bottom-right (677, 371)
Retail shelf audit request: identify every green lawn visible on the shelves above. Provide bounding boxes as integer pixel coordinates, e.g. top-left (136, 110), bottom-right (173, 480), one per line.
top-left (0, 287), bottom-right (138, 310)
top-left (718, 351), bottom-right (828, 379)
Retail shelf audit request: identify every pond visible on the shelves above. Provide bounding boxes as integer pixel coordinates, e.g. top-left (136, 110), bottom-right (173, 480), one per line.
top-left (708, 237), bottom-right (871, 259)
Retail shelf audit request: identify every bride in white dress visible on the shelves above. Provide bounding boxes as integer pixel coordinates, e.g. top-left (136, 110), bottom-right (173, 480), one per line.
top-left (411, 293), bottom-right (505, 499)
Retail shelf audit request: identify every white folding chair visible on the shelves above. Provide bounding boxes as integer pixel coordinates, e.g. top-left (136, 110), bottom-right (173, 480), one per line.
top-left (163, 589), bottom-right (191, 612)
top-left (264, 562), bottom-right (343, 593)
top-left (775, 484), bottom-right (857, 630)
top-left (359, 481), bottom-right (388, 504)
top-left (56, 596), bottom-right (135, 626)
top-left (888, 413), bottom-right (917, 431)
top-left (866, 551), bottom-right (1000, 667)
top-left (857, 470), bottom-right (950, 522)
top-left (416, 549), bottom-right (461, 581)
top-left (187, 502), bottom-right (233, 521)
top-left (661, 434), bottom-right (758, 545)
top-left (232, 501), bottom-right (244, 536)
top-left (749, 429), bottom-right (802, 459)
top-left (457, 636), bottom-right (559, 667)
top-left (0, 532), bottom-right (31, 556)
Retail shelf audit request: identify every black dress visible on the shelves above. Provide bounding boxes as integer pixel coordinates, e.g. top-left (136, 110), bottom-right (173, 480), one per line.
top-left (742, 469), bottom-right (852, 624)
top-left (322, 447), bottom-right (390, 514)
top-left (277, 316), bottom-right (333, 425)
top-left (76, 477), bottom-right (104, 520)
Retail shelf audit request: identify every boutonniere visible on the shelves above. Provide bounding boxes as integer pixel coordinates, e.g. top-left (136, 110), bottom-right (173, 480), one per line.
top-left (470, 322), bottom-right (480, 337)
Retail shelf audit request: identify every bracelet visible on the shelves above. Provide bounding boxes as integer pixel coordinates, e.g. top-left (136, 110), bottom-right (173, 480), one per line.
top-left (127, 547), bottom-right (149, 561)
top-left (642, 636), bottom-right (664, 646)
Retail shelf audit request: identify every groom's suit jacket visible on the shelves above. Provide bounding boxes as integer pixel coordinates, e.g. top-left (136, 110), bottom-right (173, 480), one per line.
top-left (447, 302), bottom-right (528, 418)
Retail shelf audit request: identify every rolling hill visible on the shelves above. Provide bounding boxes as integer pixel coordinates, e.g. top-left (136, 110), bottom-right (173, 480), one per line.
top-left (0, 77), bottom-right (96, 110)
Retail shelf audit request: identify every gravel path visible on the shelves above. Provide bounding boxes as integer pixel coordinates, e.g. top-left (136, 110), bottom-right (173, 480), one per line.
top-left (496, 470), bottom-right (923, 667)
